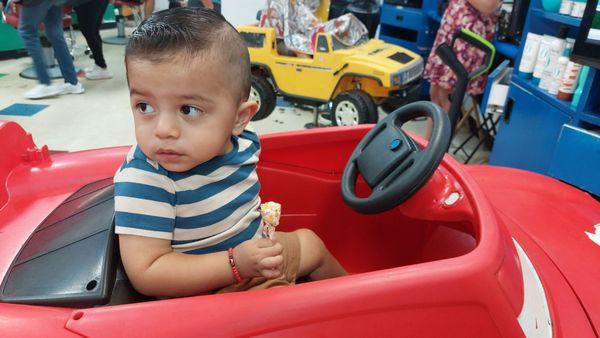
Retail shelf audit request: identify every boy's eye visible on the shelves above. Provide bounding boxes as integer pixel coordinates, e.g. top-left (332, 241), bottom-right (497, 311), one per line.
top-left (136, 102), bottom-right (155, 114)
top-left (181, 105), bottom-right (203, 117)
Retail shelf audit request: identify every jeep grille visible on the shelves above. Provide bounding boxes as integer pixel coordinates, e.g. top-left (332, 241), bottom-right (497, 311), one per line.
top-left (391, 58), bottom-right (424, 86)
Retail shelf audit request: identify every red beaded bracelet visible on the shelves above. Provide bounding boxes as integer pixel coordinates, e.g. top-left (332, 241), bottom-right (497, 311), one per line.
top-left (227, 248), bottom-right (242, 284)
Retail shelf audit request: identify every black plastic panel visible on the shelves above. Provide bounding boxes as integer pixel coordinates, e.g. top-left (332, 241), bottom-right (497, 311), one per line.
top-left (356, 124), bottom-right (414, 187)
top-left (64, 177), bottom-right (113, 203)
top-left (388, 52), bottom-right (414, 64)
top-left (0, 179), bottom-right (117, 308)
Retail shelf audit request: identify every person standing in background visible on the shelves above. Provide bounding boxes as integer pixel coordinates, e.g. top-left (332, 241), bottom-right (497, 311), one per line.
top-left (144, 0), bottom-right (154, 17)
top-left (72, 0), bottom-right (113, 80)
top-left (423, 0), bottom-right (501, 138)
top-left (188, 0), bottom-right (220, 13)
top-left (144, 0), bottom-right (215, 17)
top-left (18, 0), bottom-right (85, 99)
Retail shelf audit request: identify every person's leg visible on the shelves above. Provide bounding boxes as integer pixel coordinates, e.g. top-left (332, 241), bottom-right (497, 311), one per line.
top-left (95, 0), bottom-right (110, 30)
top-left (437, 85), bottom-right (452, 112)
top-left (44, 4), bottom-right (78, 85)
top-left (94, 0), bottom-right (110, 67)
top-left (18, 2), bottom-right (53, 85)
top-left (426, 84), bottom-right (440, 140)
top-left (295, 229), bottom-right (347, 281)
top-left (426, 84), bottom-right (453, 139)
top-left (75, 0), bottom-right (108, 68)
top-left (144, 0), bottom-right (154, 18)
top-left (430, 84), bottom-right (451, 112)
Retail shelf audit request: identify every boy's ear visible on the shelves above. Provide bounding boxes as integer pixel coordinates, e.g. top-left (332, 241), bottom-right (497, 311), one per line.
top-left (232, 100), bottom-right (259, 135)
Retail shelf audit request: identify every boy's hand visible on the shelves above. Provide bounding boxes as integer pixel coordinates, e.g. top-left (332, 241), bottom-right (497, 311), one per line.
top-left (233, 238), bottom-right (283, 280)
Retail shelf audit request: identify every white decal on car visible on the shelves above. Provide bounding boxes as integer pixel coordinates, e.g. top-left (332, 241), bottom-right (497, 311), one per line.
top-left (585, 224), bottom-right (600, 246)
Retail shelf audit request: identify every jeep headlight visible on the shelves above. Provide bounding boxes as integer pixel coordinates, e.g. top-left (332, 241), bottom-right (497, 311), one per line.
top-left (391, 74), bottom-right (401, 86)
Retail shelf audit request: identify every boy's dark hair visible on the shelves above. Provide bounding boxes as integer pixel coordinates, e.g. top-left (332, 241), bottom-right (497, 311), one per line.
top-left (125, 7), bottom-right (251, 101)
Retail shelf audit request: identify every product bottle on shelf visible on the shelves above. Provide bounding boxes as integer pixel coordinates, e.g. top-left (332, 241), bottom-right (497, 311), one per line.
top-left (549, 56), bottom-right (568, 95)
top-left (570, 0), bottom-right (586, 18)
top-left (557, 60), bottom-right (582, 101)
top-left (539, 26), bottom-right (568, 91)
top-left (563, 38), bottom-right (575, 56)
top-left (533, 35), bottom-right (554, 85)
top-left (559, 0), bottom-right (573, 15)
top-left (518, 33), bottom-right (542, 79)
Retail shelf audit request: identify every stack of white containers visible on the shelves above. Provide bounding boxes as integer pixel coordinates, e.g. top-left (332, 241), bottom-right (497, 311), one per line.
top-left (558, 0), bottom-right (588, 18)
top-left (517, 26), bottom-right (582, 102)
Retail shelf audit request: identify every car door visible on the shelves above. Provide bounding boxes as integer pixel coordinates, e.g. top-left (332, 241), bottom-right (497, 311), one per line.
top-left (270, 35), bottom-right (336, 102)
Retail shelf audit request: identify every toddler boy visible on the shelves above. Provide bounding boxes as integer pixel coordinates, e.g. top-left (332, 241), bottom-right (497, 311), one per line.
top-left (114, 7), bottom-right (346, 297)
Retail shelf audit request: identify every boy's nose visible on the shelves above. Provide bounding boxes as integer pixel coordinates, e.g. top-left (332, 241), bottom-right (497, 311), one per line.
top-left (154, 114), bottom-right (180, 139)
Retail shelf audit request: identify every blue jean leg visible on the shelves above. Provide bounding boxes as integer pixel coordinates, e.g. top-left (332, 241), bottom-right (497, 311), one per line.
top-left (44, 5), bottom-right (78, 85)
top-left (19, 1), bottom-right (54, 85)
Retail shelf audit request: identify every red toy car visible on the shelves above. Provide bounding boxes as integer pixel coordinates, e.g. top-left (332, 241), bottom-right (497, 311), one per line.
top-left (0, 99), bottom-right (599, 337)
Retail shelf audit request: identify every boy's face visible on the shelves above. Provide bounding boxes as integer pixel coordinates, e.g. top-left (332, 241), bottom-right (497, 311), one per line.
top-left (127, 55), bottom-right (257, 172)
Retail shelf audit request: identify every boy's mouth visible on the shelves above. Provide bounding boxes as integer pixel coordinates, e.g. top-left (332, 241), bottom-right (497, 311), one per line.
top-left (156, 148), bottom-right (182, 162)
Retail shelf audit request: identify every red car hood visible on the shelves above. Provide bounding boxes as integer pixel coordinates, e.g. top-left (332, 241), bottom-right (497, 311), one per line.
top-left (466, 165), bottom-right (600, 333)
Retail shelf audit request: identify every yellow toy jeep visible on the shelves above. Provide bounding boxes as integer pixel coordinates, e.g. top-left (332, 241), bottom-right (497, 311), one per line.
top-left (238, 25), bottom-right (424, 126)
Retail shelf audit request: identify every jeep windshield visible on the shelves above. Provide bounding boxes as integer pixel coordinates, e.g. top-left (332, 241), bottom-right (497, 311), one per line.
top-left (332, 34), bottom-right (368, 51)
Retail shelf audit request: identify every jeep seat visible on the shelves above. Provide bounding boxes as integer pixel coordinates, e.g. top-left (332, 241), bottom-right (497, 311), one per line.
top-left (276, 38), bottom-right (297, 57)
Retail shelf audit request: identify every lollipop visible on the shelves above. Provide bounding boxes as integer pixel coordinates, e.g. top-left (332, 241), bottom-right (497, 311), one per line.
top-left (260, 201), bottom-right (281, 240)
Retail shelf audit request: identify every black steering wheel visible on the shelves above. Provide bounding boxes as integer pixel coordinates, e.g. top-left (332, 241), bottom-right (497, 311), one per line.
top-left (341, 101), bottom-right (451, 214)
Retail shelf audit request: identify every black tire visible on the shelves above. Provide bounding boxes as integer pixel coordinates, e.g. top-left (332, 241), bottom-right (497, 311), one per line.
top-left (331, 90), bottom-right (378, 126)
top-left (380, 99), bottom-right (400, 114)
top-left (250, 75), bottom-right (276, 121)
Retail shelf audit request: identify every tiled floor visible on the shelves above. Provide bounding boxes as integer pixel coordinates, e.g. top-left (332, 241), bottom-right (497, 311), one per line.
top-left (0, 28), bottom-right (490, 163)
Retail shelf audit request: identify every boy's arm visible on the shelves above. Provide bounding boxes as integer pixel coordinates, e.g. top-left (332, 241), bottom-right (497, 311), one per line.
top-left (119, 234), bottom-right (283, 297)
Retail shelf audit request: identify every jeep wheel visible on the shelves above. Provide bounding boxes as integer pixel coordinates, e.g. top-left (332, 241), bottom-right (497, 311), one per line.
top-left (332, 90), bottom-right (378, 126)
top-left (250, 75), bottom-right (276, 121)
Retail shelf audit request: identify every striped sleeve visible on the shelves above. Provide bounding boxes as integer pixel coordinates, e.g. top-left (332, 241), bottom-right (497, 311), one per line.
top-left (113, 157), bottom-right (176, 240)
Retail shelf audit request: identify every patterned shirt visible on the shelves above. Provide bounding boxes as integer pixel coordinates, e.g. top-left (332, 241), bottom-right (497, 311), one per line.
top-left (424, 0), bottom-right (500, 95)
top-left (113, 131), bottom-right (262, 254)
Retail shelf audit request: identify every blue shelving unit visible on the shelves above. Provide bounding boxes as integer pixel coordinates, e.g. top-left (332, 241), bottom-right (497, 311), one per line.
top-left (531, 8), bottom-right (581, 27)
top-left (493, 40), bottom-right (519, 60)
top-left (426, 9), bottom-right (442, 24)
top-left (490, 0), bottom-right (600, 196)
top-left (378, 0), bottom-right (440, 56)
top-left (511, 75), bottom-right (576, 115)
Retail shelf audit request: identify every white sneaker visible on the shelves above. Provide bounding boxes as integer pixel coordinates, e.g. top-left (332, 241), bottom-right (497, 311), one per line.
top-left (24, 84), bottom-right (62, 99)
top-left (85, 65), bottom-right (113, 80)
top-left (60, 82), bottom-right (85, 95)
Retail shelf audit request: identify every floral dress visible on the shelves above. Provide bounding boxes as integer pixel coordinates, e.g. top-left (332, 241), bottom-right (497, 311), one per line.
top-left (423, 0), bottom-right (500, 95)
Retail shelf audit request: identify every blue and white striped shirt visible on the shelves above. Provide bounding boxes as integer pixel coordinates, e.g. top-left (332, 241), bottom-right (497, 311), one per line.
top-left (113, 130), bottom-right (262, 254)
